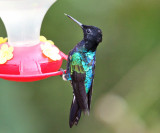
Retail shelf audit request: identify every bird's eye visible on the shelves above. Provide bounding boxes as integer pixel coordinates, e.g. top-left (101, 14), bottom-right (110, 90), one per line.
top-left (87, 29), bottom-right (91, 34)
top-left (98, 30), bottom-right (101, 33)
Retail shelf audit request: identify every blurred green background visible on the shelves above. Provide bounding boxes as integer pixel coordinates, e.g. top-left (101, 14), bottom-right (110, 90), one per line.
top-left (0, 0), bottom-right (160, 133)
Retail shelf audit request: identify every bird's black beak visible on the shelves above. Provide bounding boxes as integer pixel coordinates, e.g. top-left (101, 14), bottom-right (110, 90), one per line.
top-left (64, 14), bottom-right (83, 28)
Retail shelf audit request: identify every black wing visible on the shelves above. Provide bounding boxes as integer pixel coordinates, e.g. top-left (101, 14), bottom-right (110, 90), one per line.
top-left (71, 70), bottom-right (89, 112)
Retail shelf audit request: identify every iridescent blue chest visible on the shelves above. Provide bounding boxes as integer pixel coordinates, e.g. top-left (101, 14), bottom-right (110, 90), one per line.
top-left (70, 51), bottom-right (96, 93)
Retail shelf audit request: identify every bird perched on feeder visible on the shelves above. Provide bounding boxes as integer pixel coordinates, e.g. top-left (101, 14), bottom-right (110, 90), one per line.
top-left (61, 14), bottom-right (102, 128)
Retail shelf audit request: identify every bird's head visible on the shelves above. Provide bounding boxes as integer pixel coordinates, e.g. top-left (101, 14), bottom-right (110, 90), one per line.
top-left (82, 25), bottom-right (102, 44)
top-left (65, 14), bottom-right (102, 51)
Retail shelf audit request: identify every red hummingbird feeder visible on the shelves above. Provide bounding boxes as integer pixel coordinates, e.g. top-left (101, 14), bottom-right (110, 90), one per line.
top-left (0, 0), bottom-right (67, 82)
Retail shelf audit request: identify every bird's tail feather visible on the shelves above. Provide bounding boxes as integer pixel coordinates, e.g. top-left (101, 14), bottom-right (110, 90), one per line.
top-left (69, 96), bottom-right (81, 128)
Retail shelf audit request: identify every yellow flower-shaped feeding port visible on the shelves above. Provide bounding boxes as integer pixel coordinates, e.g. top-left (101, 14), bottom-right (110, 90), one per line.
top-left (0, 44), bottom-right (14, 64)
top-left (0, 37), bottom-right (8, 45)
top-left (40, 36), bottom-right (54, 45)
top-left (41, 42), bottom-right (62, 61)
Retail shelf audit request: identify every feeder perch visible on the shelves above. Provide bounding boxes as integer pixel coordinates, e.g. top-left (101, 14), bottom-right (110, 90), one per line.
top-left (0, 0), bottom-right (67, 82)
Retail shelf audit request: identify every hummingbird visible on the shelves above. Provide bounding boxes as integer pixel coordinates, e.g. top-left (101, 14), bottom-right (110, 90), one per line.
top-left (61, 14), bottom-right (102, 128)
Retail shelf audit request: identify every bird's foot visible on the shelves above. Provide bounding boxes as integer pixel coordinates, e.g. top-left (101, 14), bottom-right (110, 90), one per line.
top-left (59, 68), bottom-right (67, 81)
top-left (60, 68), bottom-right (65, 75)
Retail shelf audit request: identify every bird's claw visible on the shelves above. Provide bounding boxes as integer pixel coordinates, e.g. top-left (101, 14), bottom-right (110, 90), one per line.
top-left (59, 68), bottom-right (67, 81)
top-left (59, 68), bottom-right (65, 75)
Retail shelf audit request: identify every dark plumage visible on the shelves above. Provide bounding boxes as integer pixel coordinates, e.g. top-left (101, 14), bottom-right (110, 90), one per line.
top-left (61, 14), bottom-right (102, 128)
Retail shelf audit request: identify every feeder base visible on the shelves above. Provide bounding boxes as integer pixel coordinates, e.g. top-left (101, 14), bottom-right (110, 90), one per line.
top-left (0, 42), bottom-right (67, 82)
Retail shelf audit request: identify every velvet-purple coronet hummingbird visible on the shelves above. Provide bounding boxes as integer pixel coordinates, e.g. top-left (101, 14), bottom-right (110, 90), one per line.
top-left (60, 14), bottom-right (102, 128)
